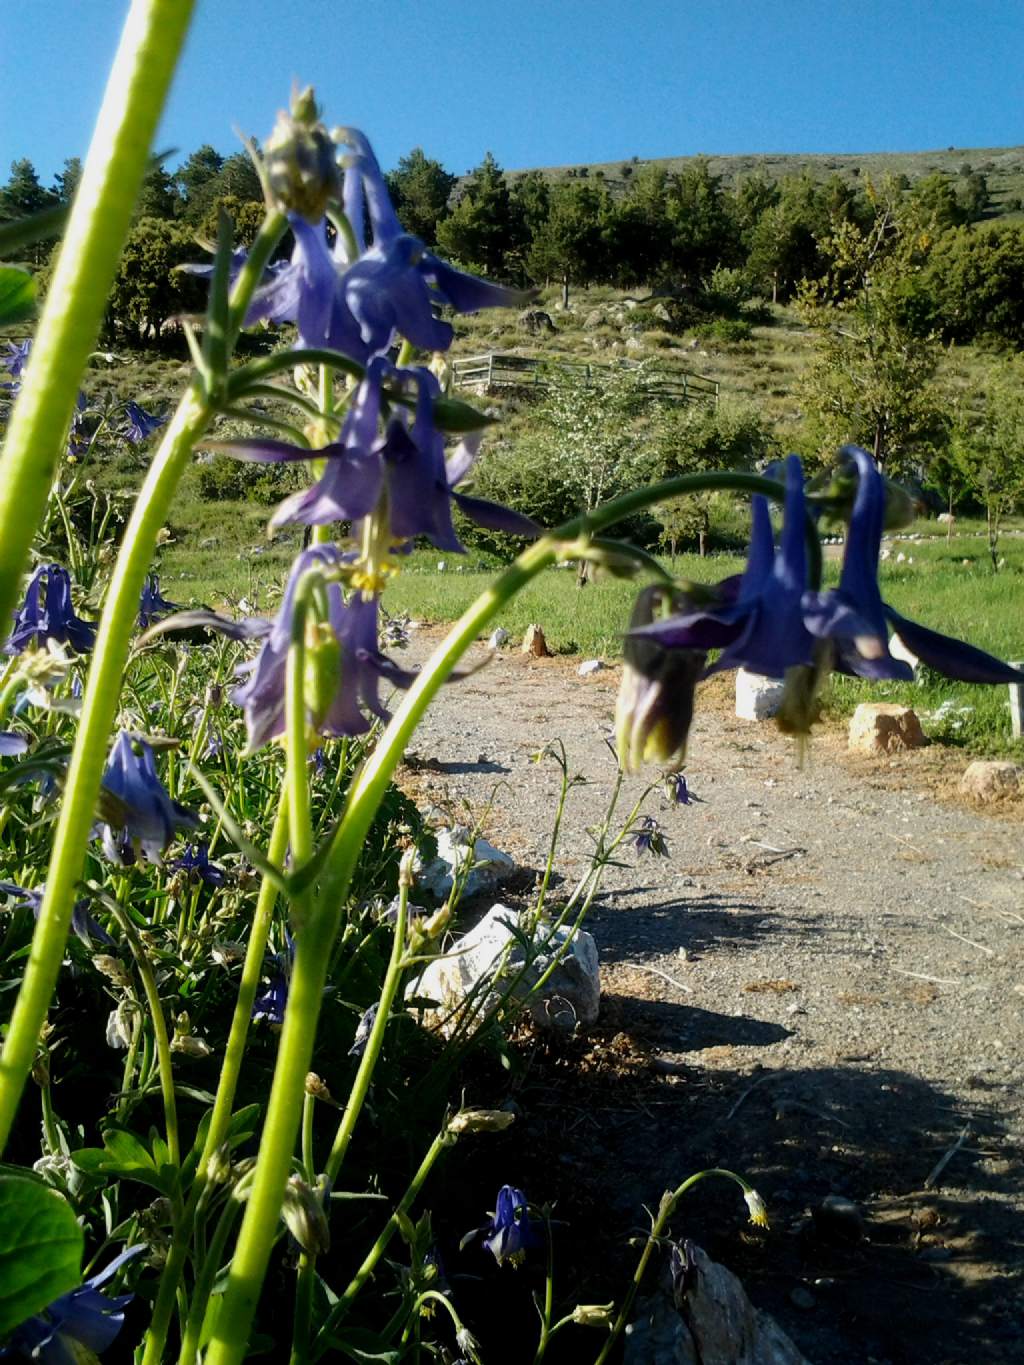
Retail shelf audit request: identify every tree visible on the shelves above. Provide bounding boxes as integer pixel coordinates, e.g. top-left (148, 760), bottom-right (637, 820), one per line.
top-left (526, 182), bottom-right (609, 306)
top-left (107, 218), bottom-right (202, 343)
top-left (798, 191), bottom-right (943, 475)
top-left (924, 222), bottom-right (1024, 346)
top-left (0, 159), bottom-right (59, 263)
top-left (664, 157), bottom-right (741, 281)
top-left (136, 162), bottom-right (179, 219)
top-left (434, 152), bottom-right (521, 279)
top-left (198, 195), bottom-right (266, 248)
top-left (606, 164), bottom-right (673, 286)
top-left (175, 144), bottom-right (225, 222)
top-left (910, 172), bottom-right (965, 229)
top-left (385, 148), bottom-right (455, 246)
top-left (948, 366), bottom-right (1024, 569)
top-left (53, 157), bottom-right (82, 204)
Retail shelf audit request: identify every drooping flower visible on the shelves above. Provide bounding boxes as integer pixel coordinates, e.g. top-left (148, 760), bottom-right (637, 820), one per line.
top-left (168, 843), bottom-right (226, 888)
top-left (0, 1243), bottom-right (144, 1364)
top-left (0, 732), bottom-right (29, 756)
top-left (0, 881), bottom-right (112, 946)
top-left (469, 1186), bottom-right (537, 1268)
top-left (632, 815), bottom-right (669, 858)
top-left (99, 732), bottom-right (199, 866)
top-left (806, 446), bottom-right (1024, 686)
top-left (252, 938), bottom-right (293, 1026)
top-left (137, 573), bottom-right (180, 629)
top-left (348, 1002), bottom-right (378, 1057)
top-left (1, 338), bottom-right (31, 390)
top-left (5, 563), bottom-right (96, 655)
top-left (123, 401), bottom-right (166, 444)
top-left (229, 546), bottom-right (416, 751)
top-left (664, 772), bottom-right (694, 806)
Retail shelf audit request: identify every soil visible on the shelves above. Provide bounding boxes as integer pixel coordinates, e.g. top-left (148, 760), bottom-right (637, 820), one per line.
top-left (399, 627), bottom-right (1024, 1365)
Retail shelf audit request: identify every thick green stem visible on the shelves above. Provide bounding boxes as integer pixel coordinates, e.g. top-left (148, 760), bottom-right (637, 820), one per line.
top-left (177, 1192), bottom-right (242, 1365)
top-left (0, 0), bottom-right (196, 629)
top-left (0, 209), bottom-right (286, 1155)
top-left (143, 802), bottom-right (289, 1365)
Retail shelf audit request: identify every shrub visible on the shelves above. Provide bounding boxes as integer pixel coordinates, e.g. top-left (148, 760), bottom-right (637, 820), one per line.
top-left (195, 455), bottom-right (304, 504)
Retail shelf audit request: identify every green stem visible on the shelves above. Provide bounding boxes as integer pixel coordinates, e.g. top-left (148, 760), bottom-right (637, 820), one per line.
top-left (0, 209), bottom-right (286, 1156)
top-left (0, 0), bottom-right (197, 630)
top-left (105, 896), bottom-right (180, 1174)
top-left (142, 800), bottom-right (289, 1365)
top-left (593, 1169), bottom-right (754, 1365)
top-left (311, 1131), bottom-right (450, 1359)
top-left (177, 1191), bottom-right (242, 1365)
top-left (324, 872), bottom-right (409, 1184)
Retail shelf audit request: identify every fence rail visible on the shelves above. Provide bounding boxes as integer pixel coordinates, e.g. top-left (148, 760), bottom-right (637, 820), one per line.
top-left (450, 352), bottom-right (719, 407)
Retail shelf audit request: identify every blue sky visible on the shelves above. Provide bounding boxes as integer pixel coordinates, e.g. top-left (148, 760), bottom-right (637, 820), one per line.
top-left (2, 1), bottom-right (1022, 184)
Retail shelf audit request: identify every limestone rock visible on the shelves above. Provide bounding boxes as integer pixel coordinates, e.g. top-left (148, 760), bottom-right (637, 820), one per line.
top-left (848, 702), bottom-right (926, 754)
top-left (584, 308), bottom-right (604, 329)
top-left (408, 903), bottom-right (600, 1034)
top-left (521, 624), bottom-right (549, 657)
top-left (517, 308), bottom-right (555, 334)
top-left (578, 659), bottom-right (605, 676)
top-left (624, 1243), bottom-right (809, 1365)
top-left (413, 828), bottom-right (515, 900)
top-left (736, 669), bottom-right (786, 721)
top-left (960, 760), bottom-right (1023, 803)
top-left (487, 627), bottom-right (510, 650)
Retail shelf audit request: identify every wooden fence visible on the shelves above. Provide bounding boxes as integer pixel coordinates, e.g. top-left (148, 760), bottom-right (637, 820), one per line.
top-left (450, 352), bottom-right (719, 407)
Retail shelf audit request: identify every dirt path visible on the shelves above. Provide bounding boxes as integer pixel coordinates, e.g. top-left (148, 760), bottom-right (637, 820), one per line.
top-left (401, 630), bottom-right (1023, 1364)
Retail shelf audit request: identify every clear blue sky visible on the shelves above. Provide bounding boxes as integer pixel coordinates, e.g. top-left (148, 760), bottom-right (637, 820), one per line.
top-left (2, 0), bottom-right (1022, 184)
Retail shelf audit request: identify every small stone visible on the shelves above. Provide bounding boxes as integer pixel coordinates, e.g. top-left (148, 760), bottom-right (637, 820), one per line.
top-left (578, 659), bottom-right (604, 676)
top-left (736, 668), bottom-right (786, 721)
top-left (487, 627), bottom-right (509, 650)
top-left (848, 703), bottom-right (926, 754)
top-left (813, 1194), bottom-right (864, 1243)
top-left (789, 1287), bottom-right (816, 1310)
top-left (960, 760), bottom-right (1023, 803)
top-left (521, 624), bottom-right (549, 657)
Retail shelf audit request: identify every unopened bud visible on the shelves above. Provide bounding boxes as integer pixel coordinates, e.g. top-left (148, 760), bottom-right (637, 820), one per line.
top-left (206, 1144), bottom-right (233, 1185)
top-left (93, 954), bottom-right (132, 989)
top-left (281, 1174), bottom-right (331, 1254)
top-left (448, 1109), bottom-right (516, 1136)
top-left (398, 848), bottom-right (416, 890)
top-left (305, 1072), bottom-right (334, 1102)
top-left (264, 87), bottom-right (341, 223)
top-left (616, 585), bottom-right (705, 774)
top-left (570, 1303), bottom-right (615, 1329)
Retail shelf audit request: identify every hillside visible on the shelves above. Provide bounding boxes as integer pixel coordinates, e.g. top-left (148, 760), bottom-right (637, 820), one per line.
top-left (500, 143), bottom-right (1024, 220)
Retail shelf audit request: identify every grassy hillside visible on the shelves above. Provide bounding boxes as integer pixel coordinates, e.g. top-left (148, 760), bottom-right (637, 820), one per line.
top-left (501, 144), bottom-right (1024, 221)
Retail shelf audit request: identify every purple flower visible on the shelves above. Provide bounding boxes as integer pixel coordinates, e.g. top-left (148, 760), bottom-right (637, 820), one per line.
top-left (806, 447), bottom-right (1024, 686)
top-left (138, 574), bottom-right (180, 629)
top-left (475, 1186), bottom-right (537, 1268)
top-left (5, 563), bottom-right (96, 655)
top-left (230, 545), bottom-right (416, 751)
top-left (0, 881), bottom-right (112, 948)
top-left (123, 401), bottom-right (166, 444)
top-left (1, 1244), bottom-right (143, 1364)
top-left (632, 815), bottom-right (669, 857)
top-left (665, 772), bottom-right (693, 805)
top-left (99, 732), bottom-right (199, 866)
top-left (348, 1003), bottom-right (378, 1057)
top-left (0, 732), bottom-right (29, 756)
top-left (252, 937), bottom-right (293, 1026)
top-left (169, 843), bottom-right (226, 888)
top-left (1, 339), bottom-right (31, 391)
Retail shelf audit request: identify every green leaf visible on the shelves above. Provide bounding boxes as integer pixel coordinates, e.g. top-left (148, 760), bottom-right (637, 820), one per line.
top-left (431, 396), bottom-right (497, 433)
top-left (0, 267), bottom-right (36, 327)
top-left (71, 1128), bottom-right (175, 1195)
top-left (0, 1175), bottom-right (83, 1337)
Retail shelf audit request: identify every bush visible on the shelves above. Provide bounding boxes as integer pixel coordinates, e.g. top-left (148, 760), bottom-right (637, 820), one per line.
top-left (195, 455), bottom-right (304, 504)
top-left (694, 317), bottom-right (753, 344)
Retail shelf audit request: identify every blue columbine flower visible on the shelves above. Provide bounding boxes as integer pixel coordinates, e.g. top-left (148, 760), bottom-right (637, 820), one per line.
top-left (664, 773), bottom-right (693, 805)
top-left (229, 546), bottom-right (416, 751)
top-left (472, 1186), bottom-right (537, 1268)
top-left (137, 574), bottom-right (180, 629)
top-left (0, 732), bottom-right (29, 756)
top-left (123, 401), bottom-right (166, 444)
top-left (0, 1244), bottom-right (143, 1364)
top-left (1, 338), bottom-right (31, 391)
top-left (252, 936), bottom-right (294, 1026)
top-left (0, 881), bottom-right (112, 946)
top-left (5, 563), bottom-right (96, 655)
top-left (632, 815), bottom-right (669, 857)
top-left (99, 732), bottom-right (199, 866)
top-left (806, 446), bottom-right (1024, 686)
top-left (169, 843), bottom-right (226, 888)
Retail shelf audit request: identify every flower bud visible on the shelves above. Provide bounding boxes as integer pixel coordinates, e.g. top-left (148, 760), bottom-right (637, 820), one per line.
top-left (94, 954), bottom-right (131, 989)
top-left (303, 619), bottom-right (343, 736)
top-left (570, 1302), bottom-right (615, 1328)
top-left (281, 1174), bottom-right (331, 1255)
top-left (448, 1108), bottom-right (516, 1136)
top-left (616, 585), bottom-right (705, 774)
top-left (264, 87), bottom-right (341, 223)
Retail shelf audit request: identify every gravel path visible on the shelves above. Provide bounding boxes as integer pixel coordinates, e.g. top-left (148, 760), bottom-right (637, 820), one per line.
top-left (401, 630), bottom-right (1023, 1364)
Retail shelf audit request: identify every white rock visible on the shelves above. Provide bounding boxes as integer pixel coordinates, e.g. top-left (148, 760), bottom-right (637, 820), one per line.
top-left (735, 668), bottom-right (786, 721)
top-left (896, 551), bottom-right (906, 563)
top-left (487, 627), bottom-right (510, 650)
top-left (960, 760), bottom-right (1023, 803)
top-left (578, 659), bottom-right (605, 676)
top-left (436, 560), bottom-right (447, 572)
top-left (848, 703), bottom-right (926, 754)
top-left (937, 512), bottom-right (955, 524)
top-left (408, 903), bottom-right (600, 1034)
top-left (413, 827), bottom-right (515, 900)
top-left (521, 624), bottom-right (549, 657)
